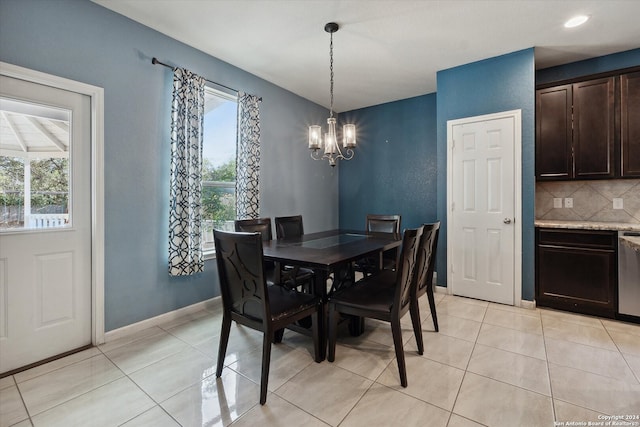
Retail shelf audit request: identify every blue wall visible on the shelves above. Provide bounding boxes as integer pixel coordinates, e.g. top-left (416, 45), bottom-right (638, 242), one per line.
top-left (537, 48), bottom-right (640, 85)
top-left (0, 0), bottom-right (335, 331)
top-left (436, 48), bottom-right (536, 300)
top-left (339, 94), bottom-right (438, 230)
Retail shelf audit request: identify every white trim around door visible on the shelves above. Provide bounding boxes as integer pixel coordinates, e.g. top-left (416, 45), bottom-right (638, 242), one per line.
top-left (446, 109), bottom-right (522, 307)
top-left (0, 61), bottom-right (105, 345)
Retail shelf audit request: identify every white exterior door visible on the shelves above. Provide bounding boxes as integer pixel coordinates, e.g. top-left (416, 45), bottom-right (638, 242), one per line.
top-left (447, 111), bottom-right (521, 305)
top-left (0, 75), bottom-right (92, 374)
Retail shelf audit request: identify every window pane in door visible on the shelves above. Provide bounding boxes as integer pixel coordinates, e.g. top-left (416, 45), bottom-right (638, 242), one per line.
top-left (0, 97), bottom-right (71, 231)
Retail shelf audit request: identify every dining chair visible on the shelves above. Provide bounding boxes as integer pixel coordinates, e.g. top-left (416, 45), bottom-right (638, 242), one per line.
top-left (353, 214), bottom-right (402, 277)
top-left (327, 226), bottom-right (424, 387)
top-left (273, 215), bottom-right (315, 292)
top-left (412, 222), bottom-right (440, 336)
top-left (213, 230), bottom-right (322, 405)
top-left (274, 215), bottom-right (304, 239)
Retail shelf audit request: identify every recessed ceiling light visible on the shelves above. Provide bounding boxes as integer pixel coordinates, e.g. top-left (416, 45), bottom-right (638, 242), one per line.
top-left (564, 15), bottom-right (590, 28)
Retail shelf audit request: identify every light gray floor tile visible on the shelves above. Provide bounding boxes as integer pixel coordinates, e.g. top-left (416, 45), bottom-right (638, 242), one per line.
top-left (483, 307), bottom-right (543, 335)
top-left (30, 377), bottom-right (154, 427)
top-left (377, 355), bottom-right (465, 411)
top-left (624, 352), bottom-right (640, 383)
top-left (276, 363), bottom-right (372, 426)
top-left (229, 342), bottom-right (315, 390)
top-left (18, 354), bottom-right (123, 416)
top-left (321, 337), bottom-right (394, 381)
top-left (120, 406), bottom-right (180, 427)
top-left (14, 347), bottom-right (102, 384)
top-left (11, 301), bottom-right (640, 427)
top-left (0, 384), bottom-right (29, 427)
top-left (542, 317), bottom-right (617, 351)
top-left (447, 413), bottom-right (485, 427)
top-left (602, 319), bottom-right (640, 338)
top-left (545, 336), bottom-right (636, 383)
top-left (539, 309), bottom-right (605, 329)
top-left (129, 346), bottom-right (216, 402)
top-left (161, 369), bottom-right (259, 427)
top-left (549, 363), bottom-right (640, 415)
top-left (453, 372), bottom-right (554, 427)
top-left (434, 314), bottom-right (482, 342)
top-left (553, 399), bottom-right (607, 424)
top-left (610, 330), bottom-right (640, 356)
top-left (467, 344), bottom-right (551, 395)
top-left (0, 375), bottom-right (15, 390)
top-left (405, 331), bottom-right (475, 370)
top-left (436, 298), bottom-right (487, 322)
top-left (101, 330), bottom-right (188, 374)
top-left (477, 323), bottom-right (546, 360)
top-left (229, 393), bottom-right (330, 427)
top-left (340, 383), bottom-right (450, 427)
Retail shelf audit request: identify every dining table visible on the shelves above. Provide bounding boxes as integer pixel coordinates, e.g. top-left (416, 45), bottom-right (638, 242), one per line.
top-left (262, 229), bottom-right (402, 359)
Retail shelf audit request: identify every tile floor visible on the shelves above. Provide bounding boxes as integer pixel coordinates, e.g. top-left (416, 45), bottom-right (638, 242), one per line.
top-left (2, 293), bottom-right (640, 427)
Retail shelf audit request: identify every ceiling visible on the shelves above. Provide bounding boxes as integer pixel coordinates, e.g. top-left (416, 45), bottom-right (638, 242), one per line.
top-left (93, 0), bottom-right (640, 112)
top-left (0, 98), bottom-right (69, 160)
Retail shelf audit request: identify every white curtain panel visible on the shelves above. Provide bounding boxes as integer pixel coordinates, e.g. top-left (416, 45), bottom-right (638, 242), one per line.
top-left (236, 92), bottom-right (261, 220)
top-left (168, 68), bottom-right (206, 276)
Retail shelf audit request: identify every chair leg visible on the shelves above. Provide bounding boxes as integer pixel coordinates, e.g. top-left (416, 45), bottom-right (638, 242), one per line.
top-left (426, 286), bottom-right (439, 332)
top-left (216, 315), bottom-right (232, 377)
top-left (391, 318), bottom-right (408, 387)
top-left (273, 328), bottom-right (285, 343)
top-left (410, 299), bottom-right (424, 355)
top-left (311, 311), bottom-right (321, 363)
top-left (327, 304), bottom-right (339, 362)
top-left (260, 331), bottom-right (273, 405)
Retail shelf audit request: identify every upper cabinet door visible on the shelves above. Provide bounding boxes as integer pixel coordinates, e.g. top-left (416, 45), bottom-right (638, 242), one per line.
top-left (573, 77), bottom-right (615, 179)
top-left (621, 71), bottom-right (640, 177)
top-left (536, 84), bottom-right (573, 180)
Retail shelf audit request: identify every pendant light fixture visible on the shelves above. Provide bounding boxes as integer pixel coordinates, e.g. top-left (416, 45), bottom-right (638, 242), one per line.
top-left (309, 22), bottom-right (356, 167)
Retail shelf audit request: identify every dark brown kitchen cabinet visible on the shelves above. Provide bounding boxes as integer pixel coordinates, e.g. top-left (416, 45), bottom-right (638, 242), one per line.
top-left (536, 85), bottom-right (572, 179)
top-left (536, 77), bottom-right (615, 180)
top-left (621, 71), bottom-right (640, 177)
top-left (536, 228), bottom-right (617, 318)
top-left (573, 78), bottom-right (615, 178)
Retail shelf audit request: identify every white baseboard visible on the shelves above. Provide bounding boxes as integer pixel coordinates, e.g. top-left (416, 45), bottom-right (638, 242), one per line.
top-left (104, 297), bottom-right (221, 343)
top-left (520, 299), bottom-right (536, 310)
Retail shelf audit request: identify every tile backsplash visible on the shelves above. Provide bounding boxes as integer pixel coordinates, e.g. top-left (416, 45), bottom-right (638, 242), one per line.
top-left (536, 179), bottom-right (640, 223)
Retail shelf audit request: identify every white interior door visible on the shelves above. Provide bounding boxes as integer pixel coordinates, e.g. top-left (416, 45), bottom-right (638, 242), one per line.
top-left (447, 111), bottom-right (521, 305)
top-left (0, 75), bottom-right (92, 374)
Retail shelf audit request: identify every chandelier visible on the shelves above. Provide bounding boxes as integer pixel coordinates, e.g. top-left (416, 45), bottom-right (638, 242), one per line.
top-left (308, 22), bottom-right (356, 167)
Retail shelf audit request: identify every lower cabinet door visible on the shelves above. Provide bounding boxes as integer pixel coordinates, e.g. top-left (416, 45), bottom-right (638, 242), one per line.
top-left (536, 244), bottom-right (616, 318)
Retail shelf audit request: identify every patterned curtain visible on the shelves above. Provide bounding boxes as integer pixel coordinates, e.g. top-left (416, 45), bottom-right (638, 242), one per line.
top-left (168, 68), bottom-right (206, 276)
top-left (236, 92), bottom-right (261, 219)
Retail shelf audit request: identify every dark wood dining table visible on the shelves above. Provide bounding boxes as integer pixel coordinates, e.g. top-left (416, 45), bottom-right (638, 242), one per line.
top-left (262, 229), bottom-right (401, 359)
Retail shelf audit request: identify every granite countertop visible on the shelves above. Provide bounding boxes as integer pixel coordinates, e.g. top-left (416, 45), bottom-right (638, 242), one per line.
top-left (535, 220), bottom-right (640, 232)
top-left (620, 236), bottom-right (640, 252)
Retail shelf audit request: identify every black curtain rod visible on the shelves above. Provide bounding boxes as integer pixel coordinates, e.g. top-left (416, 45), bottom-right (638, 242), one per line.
top-left (152, 57), bottom-right (261, 100)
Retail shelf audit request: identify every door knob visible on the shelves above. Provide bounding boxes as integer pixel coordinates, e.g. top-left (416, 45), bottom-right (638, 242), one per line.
top-left (503, 218), bottom-right (512, 224)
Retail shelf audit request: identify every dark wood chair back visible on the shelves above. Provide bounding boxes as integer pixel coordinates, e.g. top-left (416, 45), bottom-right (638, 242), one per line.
top-left (366, 214), bottom-right (401, 238)
top-left (213, 229), bottom-right (322, 405)
top-left (275, 215), bottom-right (304, 239)
top-left (410, 222), bottom-right (441, 341)
top-left (327, 226), bottom-right (424, 388)
top-left (235, 218), bottom-right (273, 241)
top-left (214, 230), bottom-right (270, 324)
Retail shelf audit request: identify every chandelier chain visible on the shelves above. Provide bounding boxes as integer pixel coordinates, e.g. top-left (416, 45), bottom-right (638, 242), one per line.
top-left (329, 31), bottom-right (334, 118)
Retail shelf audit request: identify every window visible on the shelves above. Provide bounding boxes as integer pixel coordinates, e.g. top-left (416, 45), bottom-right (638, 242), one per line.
top-left (0, 98), bottom-right (71, 231)
top-left (201, 87), bottom-right (238, 255)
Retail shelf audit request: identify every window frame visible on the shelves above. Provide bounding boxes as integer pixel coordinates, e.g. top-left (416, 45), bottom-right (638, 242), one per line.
top-left (201, 86), bottom-right (238, 259)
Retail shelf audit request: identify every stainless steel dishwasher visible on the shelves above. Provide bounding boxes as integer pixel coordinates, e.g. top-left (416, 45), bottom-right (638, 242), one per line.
top-left (618, 231), bottom-right (640, 317)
